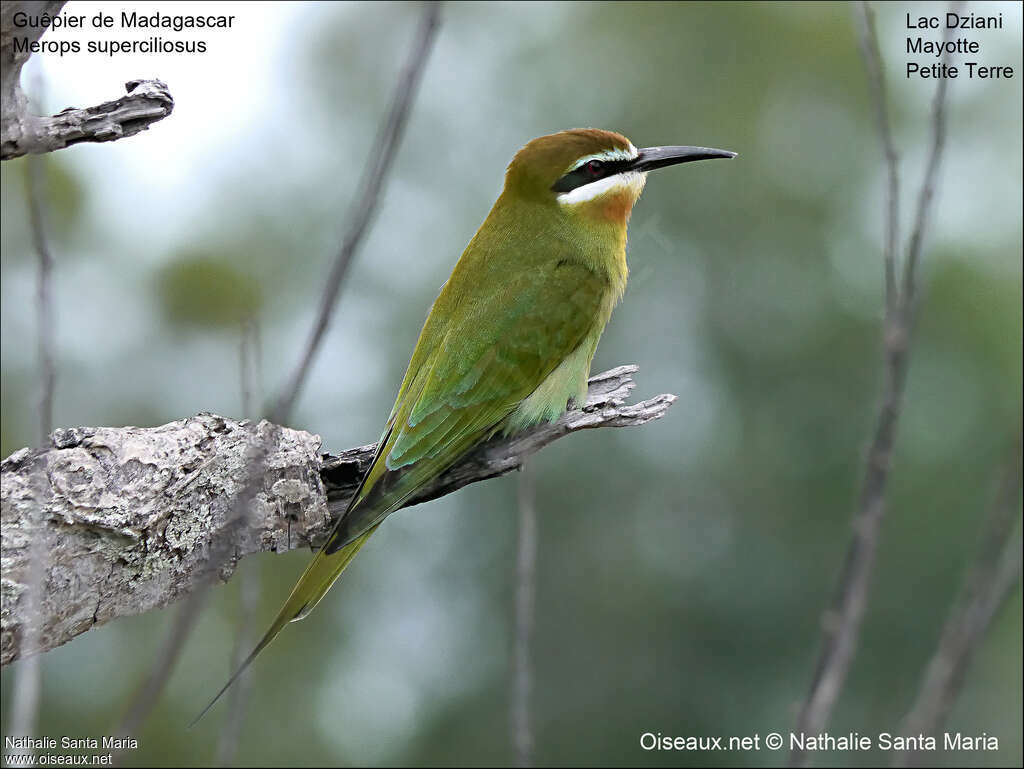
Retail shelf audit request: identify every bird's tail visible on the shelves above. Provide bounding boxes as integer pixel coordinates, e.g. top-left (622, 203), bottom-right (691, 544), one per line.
top-left (189, 524), bottom-right (378, 727)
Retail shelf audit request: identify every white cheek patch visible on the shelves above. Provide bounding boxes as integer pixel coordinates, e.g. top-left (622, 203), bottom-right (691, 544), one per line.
top-left (556, 170), bottom-right (647, 206)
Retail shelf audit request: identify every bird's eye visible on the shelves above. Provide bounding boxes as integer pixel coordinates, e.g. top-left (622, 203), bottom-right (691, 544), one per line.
top-left (585, 160), bottom-right (604, 177)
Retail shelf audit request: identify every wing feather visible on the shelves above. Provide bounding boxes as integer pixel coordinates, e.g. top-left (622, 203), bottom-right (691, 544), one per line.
top-left (325, 257), bottom-right (608, 551)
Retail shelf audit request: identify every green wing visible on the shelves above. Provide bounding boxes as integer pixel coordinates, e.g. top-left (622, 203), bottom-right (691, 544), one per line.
top-left (326, 257), bottom-right (608, 550)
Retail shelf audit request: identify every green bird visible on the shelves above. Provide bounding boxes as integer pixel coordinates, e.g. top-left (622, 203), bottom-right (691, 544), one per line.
top-left (194, 128), bottom-right (734, 722)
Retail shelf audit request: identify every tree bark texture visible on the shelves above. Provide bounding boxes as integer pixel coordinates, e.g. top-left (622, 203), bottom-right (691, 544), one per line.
top-left (1, 365), bottom-right (674, 665)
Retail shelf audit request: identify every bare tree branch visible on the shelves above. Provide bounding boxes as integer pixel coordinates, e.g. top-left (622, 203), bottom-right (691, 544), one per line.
top-left (512, 465), bottom-right (537, 768)
top-left (216, 563), bottom-right (261, 766)
top-left (2, 0), bottom-right (172, 160)
top-left (114, 590), bottom-right (209, 743)
top-left (27, 155), bottom-right (54, 444)
top-left (1, 0), bottom-right (173, 160)
top-left (892, 430), bottom-right (1022, 767)
top-left (855, 1), bottom-right (900, 316)
top-left (1, 0), bottom-right (65, 154)
top-left (217, 321), bottom-right (264, 765)
top-left (113, 421), bottom-right (285, 742)
top-left (3, 477), bottom-right (48, 762)
top-left (1, 78), bottom-right (174, 161)
top-left (4, 71), bottom-right (55, 765)
top-left (238, 318), bottom-right (258, 422)
top-left (0, 365), bottom-right (675, 666)
top-left (790, 4), bottom-right (960, 764)
top-left (270, 2), bottom-right (440, 423)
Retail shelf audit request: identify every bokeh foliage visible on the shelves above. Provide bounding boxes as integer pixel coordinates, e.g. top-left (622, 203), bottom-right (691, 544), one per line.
top-left (1, 2), bottom-right (1021, 767)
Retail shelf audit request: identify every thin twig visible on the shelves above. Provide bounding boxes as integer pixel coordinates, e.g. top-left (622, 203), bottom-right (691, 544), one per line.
top-left (4, 70), bottom-right (54, 768)
top-left (855, 1), bottom-right (900, 315)
top-left (238, 317), bottom-right (258, 419)
top-left (217, 320), bottom-right (264, 766)
top-left (270, 2), bottom-right (440, 424)
top-left (252, 320), bottom-right (263, 416)
top-left (512, 465), bottom-right (538, 768)
top-left (216, 564), bottom-right (262, 766)
top-left (892, 430), bottom-right (1022, 767)
top-left (899, 2), bottom-right (958, 312)
top-left (27, 154), bottom-right (55, 444)
top-left (790, 5), bottom-right (960, 764)
top-left (114, 590), bottom-right (210, 743)
top-left (4, 509), bottom-right (47, 764)
top-left (3, 526), bottom-right (46, 765)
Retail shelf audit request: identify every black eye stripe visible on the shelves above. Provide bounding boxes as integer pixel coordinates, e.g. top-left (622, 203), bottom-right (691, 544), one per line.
top-left (551, 156), bottom-right (635, 193)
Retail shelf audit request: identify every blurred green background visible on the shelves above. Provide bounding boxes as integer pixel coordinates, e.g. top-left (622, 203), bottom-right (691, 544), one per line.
top-left (1, 1), bottom-right (1021, 766)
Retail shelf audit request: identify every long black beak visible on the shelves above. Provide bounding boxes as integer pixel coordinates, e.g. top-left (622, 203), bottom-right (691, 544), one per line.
top-left (629, 145), bottom-right (737, 172)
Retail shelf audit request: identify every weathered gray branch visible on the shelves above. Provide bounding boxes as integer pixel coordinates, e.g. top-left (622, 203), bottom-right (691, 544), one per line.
top-left (0, 365), bottom-right (674, 666)
top-left (1, 1), bottom-right (173, 161)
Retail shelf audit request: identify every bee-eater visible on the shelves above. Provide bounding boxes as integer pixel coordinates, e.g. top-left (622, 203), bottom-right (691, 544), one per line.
top-left (195, 128), bottom-right (734, 722)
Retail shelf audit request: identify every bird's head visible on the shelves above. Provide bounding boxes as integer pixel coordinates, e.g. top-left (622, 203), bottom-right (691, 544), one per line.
top-left (504, 128), bottom-right (735, 224)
